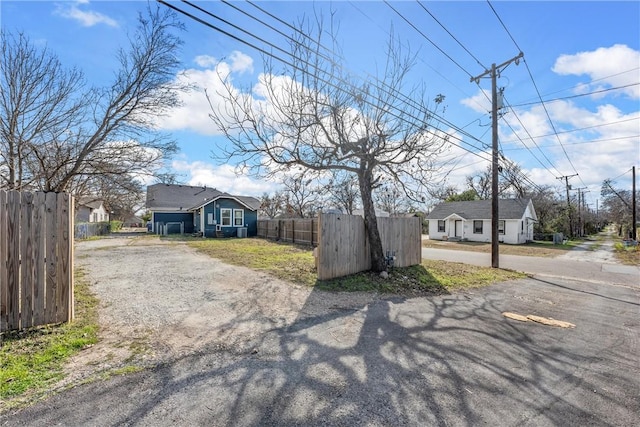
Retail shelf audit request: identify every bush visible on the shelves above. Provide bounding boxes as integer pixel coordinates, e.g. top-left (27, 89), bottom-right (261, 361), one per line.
top-left (110, 220), bottom-right (123, 232)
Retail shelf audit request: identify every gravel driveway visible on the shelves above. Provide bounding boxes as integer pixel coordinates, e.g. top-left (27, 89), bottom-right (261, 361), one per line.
top-left (62, 235), bottom-right (378, 385)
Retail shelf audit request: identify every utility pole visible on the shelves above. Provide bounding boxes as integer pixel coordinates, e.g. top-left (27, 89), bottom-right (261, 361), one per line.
top-left (557, 174), bottom-right (578, 238)
top-left (471, 52), bottom-right (523, 268)
top-left (633, 166), bottom-right (637, 240)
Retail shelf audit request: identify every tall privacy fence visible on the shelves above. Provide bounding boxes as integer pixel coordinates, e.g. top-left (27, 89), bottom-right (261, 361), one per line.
top-left (1, 190), bottom-right (74, 333)
top-left (257, 218), bottom-right (319, 246)
top-left (316, 213), bottom-right (422, 280)
top-left (258, 214), bottom-right (421, 280)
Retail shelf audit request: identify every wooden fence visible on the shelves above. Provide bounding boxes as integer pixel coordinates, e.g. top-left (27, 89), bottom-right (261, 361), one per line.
top-left (257, 218), bottom-right (319, 246)
top-left (317, 213), bottom-right (421, 280)
top-left (1, 190), bottom-right (74, 333)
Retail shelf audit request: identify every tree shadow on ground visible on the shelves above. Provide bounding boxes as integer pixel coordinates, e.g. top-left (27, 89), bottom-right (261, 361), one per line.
top-left (10, 275), bottom-right (639, 426)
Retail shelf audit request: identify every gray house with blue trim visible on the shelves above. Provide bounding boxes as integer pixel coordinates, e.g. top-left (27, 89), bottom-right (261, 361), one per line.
top-left (146, 183), bottom-right (260, 237)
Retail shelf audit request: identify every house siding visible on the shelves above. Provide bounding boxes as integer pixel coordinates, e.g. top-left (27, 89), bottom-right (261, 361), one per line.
top-left (194, 199), bottom-right (258, 238)
top-left (152, 212), bottom-right (195, 234)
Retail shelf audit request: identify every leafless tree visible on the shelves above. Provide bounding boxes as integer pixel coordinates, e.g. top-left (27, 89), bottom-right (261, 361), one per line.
top-left (259, 191), bottom-right (285, 219)
top-left (375, 184), bottom-right (411, 216)
top-left (281, 172), bottom-right (321, 218)
top-left (326, 172), bottom-right (360, 214)
top-left (208, 19), bottom-right (447, 272)
top-left (0, 5), bottom-right (185, 199)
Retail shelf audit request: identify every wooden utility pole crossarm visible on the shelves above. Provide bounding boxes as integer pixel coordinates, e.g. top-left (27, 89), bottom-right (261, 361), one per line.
top-left (471, 52), bottom-right (523, 268)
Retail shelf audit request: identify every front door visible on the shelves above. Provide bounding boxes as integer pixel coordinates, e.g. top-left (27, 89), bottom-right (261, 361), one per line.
top-left (455, 220), bottom-right (462, 237)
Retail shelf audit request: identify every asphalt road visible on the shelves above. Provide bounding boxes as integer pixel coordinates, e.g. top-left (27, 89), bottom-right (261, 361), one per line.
top-left (2, 274), bottom-right (639, 425)
top-left (422, 247), bottom-right (640, 286)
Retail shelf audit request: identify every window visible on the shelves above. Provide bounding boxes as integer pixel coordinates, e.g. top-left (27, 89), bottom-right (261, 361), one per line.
top-left (207, 213), bottom-right (214, 225)
top-left (221, 209), bottom-right (232, 226)
top-left (473, 220), bottom-right (483, 234)
top-left (233, 209), bottom-right (244, 226)
top-left (92, 212), bottom-right (98, 222)
top-left (498, 220), bottom-right (505, 235)
top-left (521, 221), bottom-right (524, 232)
top-left (437, 220), bottom-right (445, 232)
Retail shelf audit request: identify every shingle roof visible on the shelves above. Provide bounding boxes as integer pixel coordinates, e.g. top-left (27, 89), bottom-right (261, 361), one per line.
top-left (77, 197), bottom-right (104, 210)
top-left (146, 183), bottom-right (260, 211)
top-left (426, 198), bottom-right (535, 220)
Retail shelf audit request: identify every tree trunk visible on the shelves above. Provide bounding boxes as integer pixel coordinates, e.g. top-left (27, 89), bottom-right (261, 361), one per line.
top-left (358, 169), bottom-right (386, 273)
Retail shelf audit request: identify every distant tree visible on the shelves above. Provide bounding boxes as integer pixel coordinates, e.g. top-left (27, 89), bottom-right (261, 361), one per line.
top-left (0, 5), bottom-right (185, 196)
top-left (601, 178), bottom-right (638, 237)
top-left (445, 189), bottom-right (478, 202)
top-left (327, 172), bottom-right (360, 214)
top-left (281, 173), bottom-right (320, 218)
top-left (208, 19), bottom-right (446, 271)
top-left (259, 191), bottom-right (285, 219)
top-left (375, 184), bottom-right (410, 215)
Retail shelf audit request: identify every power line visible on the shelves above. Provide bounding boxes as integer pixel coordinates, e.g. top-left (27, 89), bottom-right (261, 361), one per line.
top-left (502, 134), bottom-right (640, 150)
top-left (159, 0), bottom-right (492, 163)
top-left (415, 1), bottom-right (487, 70)
top-left (383, 0), bottom-right (475, 79)
top-left (509, 82), bottom-right (640, 107)
top-left (488, 0), bottom-right (586, 187)
top-left (165, 0), bottom-right (556, 200)
top-left (513, 67), bottom-right (640, 104)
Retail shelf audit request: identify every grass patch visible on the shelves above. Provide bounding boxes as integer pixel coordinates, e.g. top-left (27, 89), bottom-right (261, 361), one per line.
top-left (188, 237), bottom-right (317, 285)
top-left (422, 238), bottom-right (580, 257)
top-left (613, 242), bottom-right (640, 265)
top-left (317, 260), bottom-right (525, 295)
top-left (188, 237), bottom-right (525, 294)
top-left (0, 268), bottom-right (99, 404)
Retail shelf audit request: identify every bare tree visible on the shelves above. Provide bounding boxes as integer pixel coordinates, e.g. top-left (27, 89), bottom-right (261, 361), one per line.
top-left (281, 172), bottom-right (321, 218)
top-left (326, 172), bottom-right (359, 214)
top-left (259, 191), bottom-right (285, 219)
top-left (375, 184), bottom-right (411, 215)
top-left (208, 20), bottom-right (446, 272)
top-left (0, 5), bottom-right (185, 197)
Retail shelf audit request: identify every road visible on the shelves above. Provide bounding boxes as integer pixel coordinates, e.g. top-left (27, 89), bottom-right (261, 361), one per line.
top-left (422, 247), bottom-right (640, 286)
top-left (2, 242), bottom-right (639, 425)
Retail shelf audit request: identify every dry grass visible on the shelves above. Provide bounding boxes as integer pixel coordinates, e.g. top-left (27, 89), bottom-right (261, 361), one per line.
top-left (186, 237), bottom-right (525, 294)
top-left (422, 238), bottom-right (579, 257)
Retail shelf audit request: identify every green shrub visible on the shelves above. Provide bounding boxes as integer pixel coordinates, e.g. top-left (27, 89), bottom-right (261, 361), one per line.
top-left (110, 220), bottom-right (123, 232)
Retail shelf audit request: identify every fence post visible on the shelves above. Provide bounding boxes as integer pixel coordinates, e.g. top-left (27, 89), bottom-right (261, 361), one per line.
top-left (0, 191), bottom-right (8, 331)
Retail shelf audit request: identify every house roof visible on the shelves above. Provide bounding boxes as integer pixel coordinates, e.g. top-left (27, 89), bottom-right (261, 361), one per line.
top-left (426, 198), bottom-right (535, 221)
top-left (146, 183), bottom-right (259, 211)
top-left (188, 194), bottom-right (261, 211)
top-left (77, 197), bottom-right (104, 210)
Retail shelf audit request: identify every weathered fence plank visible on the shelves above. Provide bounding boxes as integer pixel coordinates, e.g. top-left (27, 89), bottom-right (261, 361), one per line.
top-left (44, 192), bottom-right (58, 325)
top-left (33, 191), bottom-right (46, 326)
top-left (0, 190), bottom-right (7, 331)
top-left (7, 190), bottom-right (20, 329)
top-left (56, 192), bottom-right (72, 323)
top-left (20, 192), bottom-right (35, 328)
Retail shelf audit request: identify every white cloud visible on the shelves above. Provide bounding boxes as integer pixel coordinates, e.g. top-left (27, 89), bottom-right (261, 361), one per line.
top-left (228, 51), bottom-right (254, 74)
top-left (553, 44), bottom-right (640, 99)
top-left (171, 160), bottom-right (280, 196)
top-left (460, 89), bottom-right (492, 113)
top-left (500, 99), bottom-right (639, 194)
top-left (54, 1), bottom-right (118, 27)
top-left (194, 55), bottom-right (218, 68)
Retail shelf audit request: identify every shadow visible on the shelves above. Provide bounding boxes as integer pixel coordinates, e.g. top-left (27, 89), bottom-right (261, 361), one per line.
top-left (531, 276), bottom-right (640, 307)
top-left (7, 274), bottom-right (638, 426)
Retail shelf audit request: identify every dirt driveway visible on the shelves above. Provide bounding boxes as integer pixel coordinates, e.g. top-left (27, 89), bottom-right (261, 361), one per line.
top-left (64, 236), bottom-right (377, 385)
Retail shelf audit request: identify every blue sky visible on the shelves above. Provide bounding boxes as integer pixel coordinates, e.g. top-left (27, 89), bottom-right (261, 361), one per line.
top-left (2, 1), bottom-right (639, 209)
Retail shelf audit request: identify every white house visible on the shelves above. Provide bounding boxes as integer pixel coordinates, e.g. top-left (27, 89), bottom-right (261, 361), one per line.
top-left (426, 198), bottom-right (537, 244)
top-left (75, 197), bottom-right (109, 223)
